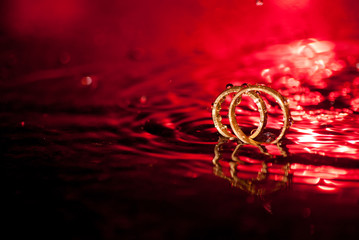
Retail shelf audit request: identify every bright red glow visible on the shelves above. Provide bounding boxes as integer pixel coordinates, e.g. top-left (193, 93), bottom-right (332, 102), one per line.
top-left (317, 185), bottom-right (337, 191)
top-left (274, 0), bottom-right (309, 9)
top-left (323, 179), bottom-right (344, 186)
top-left (216, 155), bottom-right (359, 193)
top-left (297, 178), bottom-right (321, 185)
top-left (351, 98), bottom-right (359, 112)
top-left (259, 39), bottom-right (342, 91)
top-left (256, 0), bottom-right (264, 7)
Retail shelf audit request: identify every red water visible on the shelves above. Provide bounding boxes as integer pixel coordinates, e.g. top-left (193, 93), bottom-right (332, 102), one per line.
top-left (2, 37), bottom-right (359, 239)
top-left (2, 0), bottom-right (359, 238)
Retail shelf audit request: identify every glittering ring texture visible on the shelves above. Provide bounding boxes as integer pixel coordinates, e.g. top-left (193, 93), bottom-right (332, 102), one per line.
top-left (228, 85), bottom-right (291, 144)
top-left (212, 86), bottom-right (268, 139)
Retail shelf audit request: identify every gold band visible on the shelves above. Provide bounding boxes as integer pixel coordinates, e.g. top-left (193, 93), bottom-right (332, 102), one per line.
top-left (228, 84), bottom-right (291, 144)
top-left (212, 86), bottom-right (268, 139)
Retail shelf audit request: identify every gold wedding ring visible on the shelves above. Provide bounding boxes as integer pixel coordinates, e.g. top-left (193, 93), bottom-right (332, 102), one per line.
top-left (212, 85), bottom-right (267, 140)
top-left (212, 84), bottom-right (292, 144)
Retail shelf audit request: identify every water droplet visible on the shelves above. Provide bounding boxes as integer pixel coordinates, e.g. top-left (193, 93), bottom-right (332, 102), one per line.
top-left (256, 91), bottom-right (261, 95)
top-left (263, 132), bottom-right (276, 142)
top-left (81, 76), bottom-right (93, 86)
top-left (256, 0), bottom-right (263, 6)
top-left (289, 117), bottom-right (294, 126)
top-left (140, 96), bottom-right (147, 104)
top-left (284, 97), bottom-right (289, 104)
top-left (226, 83), bottom-right (233, 89)
top-left (234, 98), bottom-right (241, 105)
top-left (241, 83), bottom-right (248, 87)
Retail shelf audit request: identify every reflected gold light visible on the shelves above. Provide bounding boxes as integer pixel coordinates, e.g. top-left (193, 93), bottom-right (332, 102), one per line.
top-left (213, 137), bottom-right (291, 196)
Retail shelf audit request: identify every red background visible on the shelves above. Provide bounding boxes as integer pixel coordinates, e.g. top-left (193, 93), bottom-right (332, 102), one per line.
top-left (1, 0), bottom-right (359, 77)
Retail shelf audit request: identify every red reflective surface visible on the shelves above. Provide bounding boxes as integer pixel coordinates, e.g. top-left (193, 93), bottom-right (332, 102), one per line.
top-left (2, 1), bottom-right (359, 239)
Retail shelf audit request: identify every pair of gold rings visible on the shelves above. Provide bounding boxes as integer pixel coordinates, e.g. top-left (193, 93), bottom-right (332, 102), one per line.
top-left (212, 84), bottom-right (292, 144)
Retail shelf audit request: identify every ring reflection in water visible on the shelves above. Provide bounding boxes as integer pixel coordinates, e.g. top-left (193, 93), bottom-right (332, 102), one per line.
top-left (213, 137), bottom-right (291, 197)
